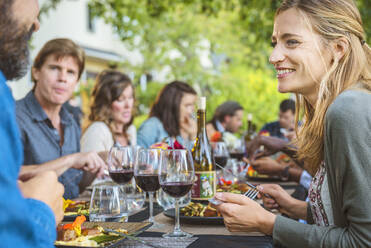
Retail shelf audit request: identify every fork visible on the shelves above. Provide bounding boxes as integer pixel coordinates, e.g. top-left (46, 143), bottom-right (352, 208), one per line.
top-left (209, 163), bottom-right (270, 205)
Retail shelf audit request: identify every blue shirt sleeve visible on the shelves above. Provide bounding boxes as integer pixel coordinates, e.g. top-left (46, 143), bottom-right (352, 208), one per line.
top-left (137, 117), bottom-right (168, 148)
top-left (0, 75), bottom-right (56, 247)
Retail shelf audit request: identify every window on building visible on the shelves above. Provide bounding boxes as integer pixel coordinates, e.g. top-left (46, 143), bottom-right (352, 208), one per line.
top-left (86, 71), bottom-right (98, 81)
top-left (87, 5), bottom-right (96, 32)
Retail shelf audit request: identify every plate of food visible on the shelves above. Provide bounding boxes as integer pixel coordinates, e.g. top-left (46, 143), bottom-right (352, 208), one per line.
top-left (164, 202), bottom-right (224, 225)
top-left (163, 183), bottom-right (257, 225)
top-left (55, 216), bottom-right (152, 247)
top-left (63, 199), bottom-right (90, 221)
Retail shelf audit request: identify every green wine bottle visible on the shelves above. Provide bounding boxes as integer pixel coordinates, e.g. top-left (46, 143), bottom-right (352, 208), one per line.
top-left (191, 97), bottom-right (216, 201)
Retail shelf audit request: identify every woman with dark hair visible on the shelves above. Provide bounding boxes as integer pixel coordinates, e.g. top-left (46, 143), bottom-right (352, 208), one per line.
top-left (137, 81), bottom-right (197, 148)
top-left (81, 70), bottom-right (136, 152)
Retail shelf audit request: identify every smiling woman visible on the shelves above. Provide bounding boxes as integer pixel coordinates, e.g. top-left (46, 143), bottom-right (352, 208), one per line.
top-left (213, 0), bottom-right (371, 247)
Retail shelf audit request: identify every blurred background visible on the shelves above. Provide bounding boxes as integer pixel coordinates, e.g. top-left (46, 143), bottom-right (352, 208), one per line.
top-left (10, 0), bottom-right (370, 133)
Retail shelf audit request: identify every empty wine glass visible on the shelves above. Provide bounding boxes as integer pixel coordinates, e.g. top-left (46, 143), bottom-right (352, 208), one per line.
top-left (123, 178), bottom-right (146, 214)
top-left (89, 185), bottom-right (128, 222)
top-left (134, 148), bottom-right (162, 225)
top-left (159, 149), bottom-right (195, 238)
top-left (108, 146), bottom-right (134, 185)
top-left (210, 142), bottom-right (229, 168)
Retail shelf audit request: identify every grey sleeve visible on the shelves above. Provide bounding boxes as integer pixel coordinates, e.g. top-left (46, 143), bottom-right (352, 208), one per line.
top-left (306, 202), bottom-right (314, 224)
top-left (273, 90), bottom-right (371, 248)
top-left (323, 90), bottom-right (371, 247)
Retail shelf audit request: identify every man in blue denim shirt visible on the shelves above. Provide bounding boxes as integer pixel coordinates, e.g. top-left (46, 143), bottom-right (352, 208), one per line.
top-left (0, 0), bottom-right (64, 246)
top-left (16, 39), bottom-right (106, 199)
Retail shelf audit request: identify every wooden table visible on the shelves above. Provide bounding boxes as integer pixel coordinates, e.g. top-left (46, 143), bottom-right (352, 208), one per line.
top-left (75, 182), bottom-right (299, 247)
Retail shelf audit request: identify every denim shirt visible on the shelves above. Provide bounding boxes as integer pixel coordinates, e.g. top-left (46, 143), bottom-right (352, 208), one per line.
top-left (0, 71), bottom-right (56, 247)
top-left (137, 116), bottom-right (189, 148)
top-left (16, 91), bottom-right (82, 199)
top-left (260, 121), bottom-right (286, 139)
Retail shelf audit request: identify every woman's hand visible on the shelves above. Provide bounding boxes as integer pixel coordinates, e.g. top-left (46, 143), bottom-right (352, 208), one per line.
top-left (213, 192), bottom-right (276, 235)
top-left (180, 114), bottom-right (197, 140)
top-left (258, 184), bottom-right (307, 220)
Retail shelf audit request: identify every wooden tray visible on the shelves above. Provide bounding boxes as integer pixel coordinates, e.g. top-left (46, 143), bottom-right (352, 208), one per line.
top-left (55, 222), bottom-right (152, 248)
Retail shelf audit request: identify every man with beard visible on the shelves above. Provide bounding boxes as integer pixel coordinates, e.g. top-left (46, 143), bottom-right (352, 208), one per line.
top-left (0, 0), bottom-right (64, 247)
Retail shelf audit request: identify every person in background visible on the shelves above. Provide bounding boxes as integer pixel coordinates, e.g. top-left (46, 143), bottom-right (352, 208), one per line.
top-left (260, 99), bottom-right (295, 140)
top-left (214, 0), bottom-right (371, 247)
top-left (16, 38), bottom-right (106, 199)
top-left (137, 81), bottom-right (197, 148)
top-left (206, 101), bottom-right (244, 140)
top-left (0, 0), bottom-right (64, 246)
top-left (81, 70), bottom-right (136, 153)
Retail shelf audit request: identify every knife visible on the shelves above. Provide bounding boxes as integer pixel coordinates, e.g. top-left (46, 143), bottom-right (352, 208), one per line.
top-left (103, 228), bottom-right (163, 248)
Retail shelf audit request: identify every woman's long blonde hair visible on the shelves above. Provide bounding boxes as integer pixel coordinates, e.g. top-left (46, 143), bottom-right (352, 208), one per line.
top-left (84, 70), bottom-right (135, 142)
top-left (277, 0), bottom-right (371, 175)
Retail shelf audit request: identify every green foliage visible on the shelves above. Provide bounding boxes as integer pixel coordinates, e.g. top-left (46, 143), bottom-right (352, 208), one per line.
top-left (40, 0), bottom-right (370, 131)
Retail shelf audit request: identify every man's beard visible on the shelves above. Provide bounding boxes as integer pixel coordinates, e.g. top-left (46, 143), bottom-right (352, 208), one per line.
top-left (0, 6), bottom-right (34, 81)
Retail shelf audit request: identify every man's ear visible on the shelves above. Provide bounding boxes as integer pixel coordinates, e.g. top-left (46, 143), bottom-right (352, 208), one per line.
top-left (224, 115), bottom-right (231, 124)
top-left (32, 67), bottom-right (39, 82)
top-left (330, 37), bottom-right (349, 62)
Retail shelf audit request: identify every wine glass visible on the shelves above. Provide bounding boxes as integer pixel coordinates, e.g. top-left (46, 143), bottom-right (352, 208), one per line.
top-left (89, 185), bottom-right (128, 222)
top-left (108, 146), bottom-right (134, 185)
top-left (134, 148), bottom-right (162, 225)
top-left (210, 141), bottom-right (229, 168)
top-left (123, 178), bottom-right (146, 214)
top-left (228, 138), bottom-right (245, 161)
top-left (159, 149), bottom-right (195, 238)
top-left (156, 188), bottom-right (191, 211)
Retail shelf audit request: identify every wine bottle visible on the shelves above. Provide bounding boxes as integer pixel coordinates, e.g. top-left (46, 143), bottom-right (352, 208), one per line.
top-left (244, 113), bottom-right (255, 144)
top-left (191, 97), bottom-right (216, 201)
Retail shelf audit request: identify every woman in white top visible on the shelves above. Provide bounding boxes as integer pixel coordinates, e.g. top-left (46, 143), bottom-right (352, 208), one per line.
top-left (81, 70), bottom-right (136, 153)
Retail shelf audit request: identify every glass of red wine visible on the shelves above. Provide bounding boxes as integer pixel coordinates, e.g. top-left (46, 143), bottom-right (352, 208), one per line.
top-left (108, 146), bottom-right (134, 185)
top-left (211, 142), bottom-right (229, 168)
top-left (134, 148), bottom-right (162, 225)
top-left (159, 149), bottom-right (195, 238)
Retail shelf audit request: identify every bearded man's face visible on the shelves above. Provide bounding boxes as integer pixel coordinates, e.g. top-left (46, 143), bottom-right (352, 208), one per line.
top-left (0, 0), bottom-right (39, 80)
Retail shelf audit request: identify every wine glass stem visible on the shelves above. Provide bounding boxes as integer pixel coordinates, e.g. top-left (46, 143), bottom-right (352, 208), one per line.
top-left (174, 199), bottom-right (181, 233)
top-left (148, 192), bottom-right (154, 222)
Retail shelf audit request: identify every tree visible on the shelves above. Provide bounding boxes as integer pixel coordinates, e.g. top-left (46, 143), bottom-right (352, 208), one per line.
top-left (39, 0), bottom-right (370, 130)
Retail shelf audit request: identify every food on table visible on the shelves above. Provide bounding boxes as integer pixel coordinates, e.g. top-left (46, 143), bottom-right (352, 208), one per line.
top-left (63, 199), bottom-right (89, 216)
top-left (55, 215), bottom-right (128, 247)
top-left (179, 183), bottom-right (253, 218)
top-left (180, 202), bottom-right (221, 217)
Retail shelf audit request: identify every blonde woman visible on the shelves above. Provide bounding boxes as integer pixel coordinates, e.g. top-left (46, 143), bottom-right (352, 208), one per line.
top-left (81, 70), bottom-right (136, 153)
top-left (213, 0), bottom-right (371, 247)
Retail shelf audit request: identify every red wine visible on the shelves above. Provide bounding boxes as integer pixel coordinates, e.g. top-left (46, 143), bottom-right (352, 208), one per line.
top-left (214, 156), bottom-right (228, 168)
top-left (230, 152), bottom-right (244, 160)
top-left (135, 174), bottom-right (160, 192)
top-left (109, 170), bottom-right (133, 184)
top-left (161, 182), bottom-right (193, 198)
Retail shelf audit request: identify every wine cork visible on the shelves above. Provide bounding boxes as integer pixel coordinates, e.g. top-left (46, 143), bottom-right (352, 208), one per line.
top-left (199, 97), bottom-right (206, 110)
top-left (247, 113), bottom-right (253, 121)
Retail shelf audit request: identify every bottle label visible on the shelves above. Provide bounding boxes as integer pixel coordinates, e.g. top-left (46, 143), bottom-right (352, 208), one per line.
top-left (191, 171), bottom-right (216, 200)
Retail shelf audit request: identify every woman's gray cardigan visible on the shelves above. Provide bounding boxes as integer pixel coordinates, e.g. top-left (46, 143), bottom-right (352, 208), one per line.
top-left (273, 89), bottom-right (371, 247)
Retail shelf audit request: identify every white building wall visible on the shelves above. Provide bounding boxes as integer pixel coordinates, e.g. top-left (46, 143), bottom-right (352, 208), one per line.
top-left (10, 0), bottom-right (139, 99)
